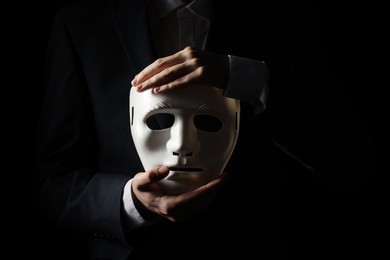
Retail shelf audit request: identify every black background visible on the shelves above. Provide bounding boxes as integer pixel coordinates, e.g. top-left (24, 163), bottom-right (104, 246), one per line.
top-left (9, 0), bottom-right (384, 259)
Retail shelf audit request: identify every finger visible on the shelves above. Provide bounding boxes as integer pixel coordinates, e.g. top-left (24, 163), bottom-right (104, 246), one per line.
top-left (194, 173), bottom-right (229, 193)
top-left (132, 52), bottom-right (184, 87)
top-left (136, 62), bottom-right (193, 92)
top-left (173, 173), bottom-right (227, 205)
top-left (153, 68), bottom-right (203, 93)
top-left (158, 174), bottom-right (227, 221)
top-left (136, 166), bottom-right (170, 188)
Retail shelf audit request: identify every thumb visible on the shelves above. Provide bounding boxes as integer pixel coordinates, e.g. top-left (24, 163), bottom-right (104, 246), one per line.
top-left (138, 166), bottom-right (170, 187)
top-left (149, 166), bottom-right (170, 182)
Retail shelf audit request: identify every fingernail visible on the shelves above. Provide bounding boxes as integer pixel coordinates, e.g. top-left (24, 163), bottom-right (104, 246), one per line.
top-left (131, 78), bottom-right (137, 86)
top-left (158, 166), bottom-right (169, 173)
top-left (153, 87), bottom-right (160, 94)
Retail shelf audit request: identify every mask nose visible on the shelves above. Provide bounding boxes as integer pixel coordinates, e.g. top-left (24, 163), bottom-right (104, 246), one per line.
top-left (166, 118), bottom-right (200, 163)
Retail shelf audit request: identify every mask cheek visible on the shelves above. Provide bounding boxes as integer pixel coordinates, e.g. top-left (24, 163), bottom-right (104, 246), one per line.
top-left (143, 130), bottom-right (162, 150)
top-left (139, 130), bottom-right (171, 167)
top-left (208, 124), bottom-right (234, 143)
top-left (191, 123), bottom-right (222, 168)
top-left (197, 132), bottom-right (229, 168)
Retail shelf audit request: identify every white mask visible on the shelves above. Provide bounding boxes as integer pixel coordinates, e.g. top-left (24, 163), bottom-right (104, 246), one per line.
top-left (129, 86), bottom-right (240, 194)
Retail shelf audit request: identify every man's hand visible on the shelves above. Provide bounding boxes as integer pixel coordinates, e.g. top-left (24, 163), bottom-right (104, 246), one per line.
top-left (131, 166), bottom-right (229, 222)
top-left (131, 46), bottom-right (229, 93)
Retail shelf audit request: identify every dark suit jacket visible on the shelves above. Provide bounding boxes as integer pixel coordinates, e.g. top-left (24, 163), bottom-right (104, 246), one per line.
top-left (32, 0), bottom-right (372, 259)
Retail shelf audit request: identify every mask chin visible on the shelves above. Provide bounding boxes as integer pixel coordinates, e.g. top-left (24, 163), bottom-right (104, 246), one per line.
top-left (157, 171), bottom-right (213, 195)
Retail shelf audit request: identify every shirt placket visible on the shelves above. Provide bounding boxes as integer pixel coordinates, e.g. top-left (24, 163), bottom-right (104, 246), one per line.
top-left (177, 7), bottom-right (209, 51)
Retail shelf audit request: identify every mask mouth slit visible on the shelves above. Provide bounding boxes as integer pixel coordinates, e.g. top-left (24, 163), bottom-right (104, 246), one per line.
top-left (169, 167), bottom-right (203, 172)
top-left (172, 152), bottom-right (193, 156)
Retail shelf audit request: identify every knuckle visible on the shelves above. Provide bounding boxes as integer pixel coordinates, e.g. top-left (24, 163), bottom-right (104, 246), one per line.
top-left (154, 58), bottom-right (165, 66)
top-left (163, 68), bottom-right (174, 77)
top-left (191, 57), bottom-right (202, 67)
top-left (137, 71), bottom-right (145, 78)
top-left (160, 200), bottom-right (174, 215)
top-left (132, 180), bottom-right (142, 190)
top-left (184, 47), bottom-right (199, 59)
top-left (148, 76), bottom-right (157, 85)
top-left (196, 65), bottom-right (206, 74)
top-left (132, 173), bottom-right (142, 182)
top-left (184, 46), bottom-right (194, 52)
top-left (168, 80), bottom-right (180, 90)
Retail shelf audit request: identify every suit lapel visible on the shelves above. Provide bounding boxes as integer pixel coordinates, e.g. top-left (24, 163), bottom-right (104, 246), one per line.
top-left (110, 0), bottom-right (155, 172)
top-left (111, 0), bottom-right (156, 74)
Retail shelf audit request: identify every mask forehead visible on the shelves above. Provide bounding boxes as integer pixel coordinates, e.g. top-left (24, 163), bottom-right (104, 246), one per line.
top-left (130, 86), bottom-right (236, 118)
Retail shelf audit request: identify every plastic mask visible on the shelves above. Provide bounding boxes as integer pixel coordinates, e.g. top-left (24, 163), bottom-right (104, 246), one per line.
top-left (130, 86), bottom-right (240, 194)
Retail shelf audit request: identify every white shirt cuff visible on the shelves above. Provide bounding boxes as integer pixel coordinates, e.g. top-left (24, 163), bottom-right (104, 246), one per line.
top-left (122, 179), bottom-right (148, 231)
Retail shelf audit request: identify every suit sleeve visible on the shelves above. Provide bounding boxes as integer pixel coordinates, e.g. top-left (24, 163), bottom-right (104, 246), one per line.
top-left (32, 11), bottom-right (130, 247)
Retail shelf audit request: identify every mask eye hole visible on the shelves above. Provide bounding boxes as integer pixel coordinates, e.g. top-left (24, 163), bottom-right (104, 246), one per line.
top-left (146, 113), bottom-right (175, 130)
top-left (193, 115), bottom-right (222, 132)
